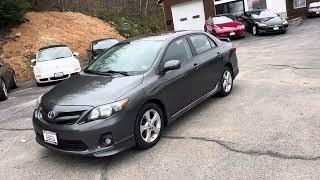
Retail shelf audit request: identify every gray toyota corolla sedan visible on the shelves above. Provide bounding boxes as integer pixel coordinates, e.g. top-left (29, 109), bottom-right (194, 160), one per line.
top-left (33, 31), bottom-right (239, 157)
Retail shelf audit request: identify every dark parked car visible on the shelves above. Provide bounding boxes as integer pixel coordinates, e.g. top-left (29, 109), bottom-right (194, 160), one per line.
top-left (242, 9), bottom-right (288, 35)
top-left (205, 14), bottom-right (246, 38)
top-left (33, 31), bottom-right (239, 157)
top-left (0, 55), bottom-right (17, 101)
top-left (307, 2), bottom-right (320, 17)
top-left (87, 38), bottom-right (119, 62)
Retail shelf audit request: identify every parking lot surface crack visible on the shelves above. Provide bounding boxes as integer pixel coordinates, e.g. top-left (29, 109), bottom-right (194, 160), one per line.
top-left (163, 135), bottom-right (320, 161)
top-left (264, 64), bottom-right (320, 70)
top-left (0, 128), bottom-right (33, 132)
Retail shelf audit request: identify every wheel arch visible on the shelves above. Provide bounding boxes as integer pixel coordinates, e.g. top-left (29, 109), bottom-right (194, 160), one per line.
top-left (142, 99), bottom-right (168, 127)
top-left (225, 62), bottom-right (234, 78)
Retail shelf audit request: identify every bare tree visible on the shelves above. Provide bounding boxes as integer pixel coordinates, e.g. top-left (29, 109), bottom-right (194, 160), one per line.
top-left (59, 0), bottom-right (65, 12)
top-left (145, 0), bottom-right (149, 16)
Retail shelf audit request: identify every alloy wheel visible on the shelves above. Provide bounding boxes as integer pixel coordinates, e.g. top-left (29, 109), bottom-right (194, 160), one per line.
top-left (252, 26), bottom-right (257, 35)
top-left (140, 109), bottom-right (161, 143)
top-left (222, 70), bottom-right (233, 93)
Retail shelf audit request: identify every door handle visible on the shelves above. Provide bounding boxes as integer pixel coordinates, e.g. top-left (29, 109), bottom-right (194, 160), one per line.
top-left (193, 63), bottom-right (199, 70)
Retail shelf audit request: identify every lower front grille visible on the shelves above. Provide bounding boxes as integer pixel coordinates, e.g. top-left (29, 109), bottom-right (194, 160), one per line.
top-left (49, 74), bottom-right (69, 81)
top-left (36, 133), bottom-right (88, 151)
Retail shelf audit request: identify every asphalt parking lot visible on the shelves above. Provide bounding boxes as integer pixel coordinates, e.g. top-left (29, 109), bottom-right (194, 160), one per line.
top-left (0, 18), bottom-right (320, 179)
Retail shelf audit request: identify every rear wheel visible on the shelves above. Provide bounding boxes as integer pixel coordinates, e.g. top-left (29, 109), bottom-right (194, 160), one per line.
top-left (218, 67), bottom-right (234, 97)
top-left (135, 103), bottom-right (164, 149)
top-left (0, 78), bottom-right (8, 101)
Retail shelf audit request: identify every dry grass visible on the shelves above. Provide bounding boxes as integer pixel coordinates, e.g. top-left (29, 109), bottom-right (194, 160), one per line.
top-left (2, 11), bottom-right (124, 81)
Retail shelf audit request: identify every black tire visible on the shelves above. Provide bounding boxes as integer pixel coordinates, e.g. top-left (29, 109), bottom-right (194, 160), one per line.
top-left (0, 78), bottom-right (8, 101)
top-left (134, 103), bottom-right (164, 149)
top-left (252, 25), bottom-right (258, 35)
top-left (36, 82), bottom-right (44, 87)
top-left (10, 72), bottom-right (18, 89)
top-left (218, 67), bottom-right (234, 97)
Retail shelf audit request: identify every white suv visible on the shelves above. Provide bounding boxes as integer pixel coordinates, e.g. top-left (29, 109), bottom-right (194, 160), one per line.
top-left (32, 45), bottom-right (81, 86)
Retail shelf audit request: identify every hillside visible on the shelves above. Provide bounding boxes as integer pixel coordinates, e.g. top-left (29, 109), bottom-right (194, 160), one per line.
top-left (2, 11), bottom-right (125, 81)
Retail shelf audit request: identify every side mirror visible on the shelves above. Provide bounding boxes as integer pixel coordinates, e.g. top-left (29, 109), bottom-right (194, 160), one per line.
top-left (31, 59), bottom-right (36, 64)
top-left (73, 52), bottom-right (80, 57)
top-left (163, 60), bottom-right (181, 74)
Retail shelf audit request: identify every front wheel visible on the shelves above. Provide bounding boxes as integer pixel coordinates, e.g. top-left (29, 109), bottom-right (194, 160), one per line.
top-left (252, 26), bottom-right (258, 35)
top-left (10, 72), bottom-right (18, 89)
top-left (218, 67), bottom-right (234, 97)
top-left (0, 79), bottom-right (8, 101)
top-left (135, 103), bottom-right (164, 149)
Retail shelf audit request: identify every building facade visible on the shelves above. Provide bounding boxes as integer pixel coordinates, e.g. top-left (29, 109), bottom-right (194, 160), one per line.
top-left (158, 0), bottom-right (318, 31)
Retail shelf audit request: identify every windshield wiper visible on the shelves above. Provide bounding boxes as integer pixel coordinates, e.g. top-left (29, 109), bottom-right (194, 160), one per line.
top-left (84, 69), bottom-right (112, 76)
top-left (55, 56), bottom-right (67, 59)
top-left (101, 70), bottom-right (130, 76)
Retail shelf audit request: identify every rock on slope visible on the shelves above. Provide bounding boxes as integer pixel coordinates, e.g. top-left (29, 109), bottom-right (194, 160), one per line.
top-left (2, 11), bottom-right (124, 81)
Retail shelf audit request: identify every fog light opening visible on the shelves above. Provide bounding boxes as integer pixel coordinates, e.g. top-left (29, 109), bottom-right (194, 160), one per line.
top-left (104, 138), bottom-right (112, 145)
top-left (100, 134), bottom-right (113, 147)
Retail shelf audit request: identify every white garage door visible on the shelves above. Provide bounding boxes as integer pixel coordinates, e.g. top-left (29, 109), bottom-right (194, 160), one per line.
top-left (171, 0), bottom-right (206, 31)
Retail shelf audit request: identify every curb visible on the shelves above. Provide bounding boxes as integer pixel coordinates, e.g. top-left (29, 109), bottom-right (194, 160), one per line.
top-left (288, 17), bottom-right (303, 26)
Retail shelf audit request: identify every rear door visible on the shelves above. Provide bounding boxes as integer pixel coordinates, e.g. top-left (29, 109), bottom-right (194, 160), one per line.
top-left (187, 33), bottom-right (224, 99)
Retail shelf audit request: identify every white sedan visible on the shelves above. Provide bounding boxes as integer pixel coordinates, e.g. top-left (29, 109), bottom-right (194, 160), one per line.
top-left (31, 45), bottom-right (81, 86)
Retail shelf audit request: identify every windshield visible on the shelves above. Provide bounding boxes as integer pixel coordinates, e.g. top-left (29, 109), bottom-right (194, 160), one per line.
top-left (93, 39), bottom-right (119, 50)
top-left (251, 9), bottom-right (277, 19)
top-left (310, 2), bottom-right (320, 8)
top-left (37, 47), bottom-right (73, 62)
top-left (86, 40), bottom-right (164, 75)
top-left (213, 15), bottom-right (237, 24)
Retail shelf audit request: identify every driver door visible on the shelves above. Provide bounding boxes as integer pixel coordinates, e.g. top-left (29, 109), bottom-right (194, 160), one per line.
top-left (161, 37), bottom-right (200, 116)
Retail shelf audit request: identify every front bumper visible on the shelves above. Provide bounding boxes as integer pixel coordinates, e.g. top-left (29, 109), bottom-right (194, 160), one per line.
top-left (307, 11), bottom-right (320, 17)
top-left (258, 25), bottom-right (288, 34)
top-left (32, 109), bottom-right (136, 157)
top-left (35, 70), bottom-right (81, 84)
top-left (214, 30), bottom-right (246, 38)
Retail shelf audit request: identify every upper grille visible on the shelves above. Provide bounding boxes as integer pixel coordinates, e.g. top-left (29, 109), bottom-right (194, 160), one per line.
top-left (39, 107), bottom-right (85, 125)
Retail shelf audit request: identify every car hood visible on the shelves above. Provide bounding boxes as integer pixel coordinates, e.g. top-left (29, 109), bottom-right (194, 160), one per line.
top-left (42, 73), bottom-right (143, 107)
top-left (36, 57), bottom-right (80, 72)
top-left (254, 16), bottom-right (284, 25)
top-left (215, 22), bottom-right (243, 28)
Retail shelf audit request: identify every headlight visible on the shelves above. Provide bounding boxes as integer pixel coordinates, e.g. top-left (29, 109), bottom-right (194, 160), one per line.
top-left (74, 61), bottom-right (81, 71)
top-left (87, 98), bottom-right (129, 121)
top-left (283, 21), bottom-right (288, 25)
top-left (257, 22), bottom-right (267, 27)
top-left (34, 66), bottom-right (41, 75)
top-left (35, 94), bottom-right (44, 108)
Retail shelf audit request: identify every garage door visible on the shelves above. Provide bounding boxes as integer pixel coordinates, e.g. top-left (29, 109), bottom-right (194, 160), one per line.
top-left (171, 0), bottom-right (206, 31)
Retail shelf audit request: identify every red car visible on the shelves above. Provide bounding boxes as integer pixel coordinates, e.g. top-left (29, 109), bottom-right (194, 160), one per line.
top-left (205, 14), bottom-right (246, 38)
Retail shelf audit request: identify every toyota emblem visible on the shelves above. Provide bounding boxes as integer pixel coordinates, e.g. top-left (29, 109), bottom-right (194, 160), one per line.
top-left (48, 111), bottom-right (55, 119)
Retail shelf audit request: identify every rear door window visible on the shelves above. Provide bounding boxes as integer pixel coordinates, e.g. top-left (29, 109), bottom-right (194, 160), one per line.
top-left (189, 34), bottom-right (212, 54)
